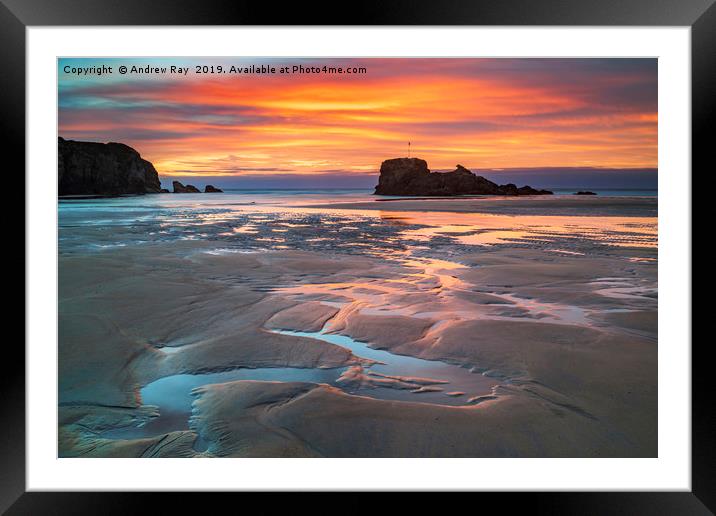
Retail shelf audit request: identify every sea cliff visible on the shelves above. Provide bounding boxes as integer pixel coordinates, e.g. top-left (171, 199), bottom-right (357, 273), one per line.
top-left (58, 137), bottom-right (162, 196)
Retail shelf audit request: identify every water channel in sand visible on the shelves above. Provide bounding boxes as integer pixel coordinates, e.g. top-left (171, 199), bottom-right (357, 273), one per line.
top-left (102, 324), bottom-right (499, 443)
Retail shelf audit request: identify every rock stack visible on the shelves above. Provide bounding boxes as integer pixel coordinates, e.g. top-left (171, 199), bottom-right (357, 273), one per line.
top-left (374, 158), bottom-right (552, 196)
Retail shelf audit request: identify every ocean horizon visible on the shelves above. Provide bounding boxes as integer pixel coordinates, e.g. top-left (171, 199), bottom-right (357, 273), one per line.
top-left (151, 185), bottom-right (658, 199)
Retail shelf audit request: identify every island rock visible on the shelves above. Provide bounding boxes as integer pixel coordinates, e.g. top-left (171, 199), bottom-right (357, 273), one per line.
top-left (205, 185), bottom-right (223, 193)
top-left (172, 181), bottom-right (201, 193)
top-left (575, 191), bottom-right (597, 195)
top-left (374, 158), bottom-right (552, 196)
top-left (58, 137), bottom-right (161, 196)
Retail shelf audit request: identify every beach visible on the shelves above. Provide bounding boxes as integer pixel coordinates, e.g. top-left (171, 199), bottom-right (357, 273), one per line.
top-left (58, 192), bottom-right (657, 457)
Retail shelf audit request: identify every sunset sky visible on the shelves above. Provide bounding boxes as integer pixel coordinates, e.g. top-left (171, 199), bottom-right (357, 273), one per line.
top-left (58, 58), bottom-right (657, 188)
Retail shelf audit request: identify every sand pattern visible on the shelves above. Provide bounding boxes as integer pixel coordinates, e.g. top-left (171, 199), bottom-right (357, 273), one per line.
top-left (59, 195), bottom-right (657, 457)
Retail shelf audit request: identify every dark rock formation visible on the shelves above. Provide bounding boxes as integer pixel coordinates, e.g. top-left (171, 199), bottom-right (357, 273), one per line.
top-left (58, 137), bottom-right (162, 196)
top-left (160, 188), bottom-right (170, 193)
top-left (204, 185), bottom-right (223, 193)
top-left (172, 181), bottom-right (201, 193)
top-left (575, 191), bottom-right (597, 195)
top-left (374, 158), bottom-right (552, 196)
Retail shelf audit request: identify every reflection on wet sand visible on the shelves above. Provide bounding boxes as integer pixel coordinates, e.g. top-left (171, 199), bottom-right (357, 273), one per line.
top-left (59, 194), bottom-right (658, 458)
top-left (379, 211), bottom-right (657, 248)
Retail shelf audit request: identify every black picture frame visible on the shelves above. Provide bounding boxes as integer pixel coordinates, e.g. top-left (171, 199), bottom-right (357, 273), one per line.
top-left (6, 0), bottom-right (710, 512)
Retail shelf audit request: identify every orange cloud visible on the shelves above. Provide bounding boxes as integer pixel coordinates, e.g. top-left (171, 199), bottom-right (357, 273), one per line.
top-left (58, 58), bottom-right (658, 177)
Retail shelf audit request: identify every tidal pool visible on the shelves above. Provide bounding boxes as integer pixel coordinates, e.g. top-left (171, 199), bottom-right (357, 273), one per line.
top-left (103, 325), bottom-right (498, 443)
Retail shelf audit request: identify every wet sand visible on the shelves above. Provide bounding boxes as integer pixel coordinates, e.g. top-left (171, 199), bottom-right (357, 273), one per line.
top-left (58, 195), bottom-right (657, 457)
top-left (306, 194), bottom-right (657, 217)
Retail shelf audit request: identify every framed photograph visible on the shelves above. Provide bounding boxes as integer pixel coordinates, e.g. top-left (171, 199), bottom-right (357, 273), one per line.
top-left (9, 0), bottom-right (710, 511)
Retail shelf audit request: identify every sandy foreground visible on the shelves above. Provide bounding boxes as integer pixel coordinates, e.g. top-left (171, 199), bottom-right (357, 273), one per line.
top-left (58, 196), bottom-right (657, 457)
